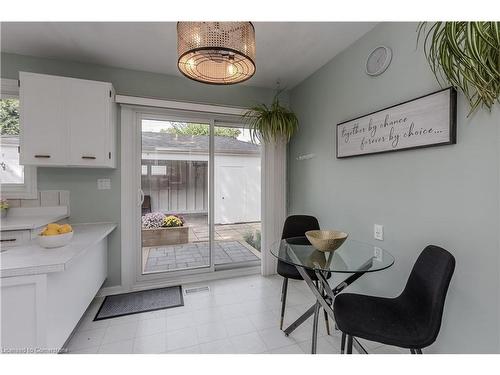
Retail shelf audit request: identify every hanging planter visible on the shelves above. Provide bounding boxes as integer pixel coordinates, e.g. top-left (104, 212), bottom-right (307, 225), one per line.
top-left (417, 22), bottom-right (500, 115)
top-left (243, 92), bottom-right (299, 143)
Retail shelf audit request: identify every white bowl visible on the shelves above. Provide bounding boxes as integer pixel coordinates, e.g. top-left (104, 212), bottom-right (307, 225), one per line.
top-left (37, 231), bottom-right (73, 249)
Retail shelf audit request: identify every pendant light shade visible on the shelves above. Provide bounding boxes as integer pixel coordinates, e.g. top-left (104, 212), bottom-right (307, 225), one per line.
top-left (177, 22), bottom-right (256, 85)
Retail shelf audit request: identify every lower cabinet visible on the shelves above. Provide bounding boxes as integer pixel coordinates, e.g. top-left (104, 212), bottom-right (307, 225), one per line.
top-left (0, 238), bottom-right (107, 353)
top-left (0, 230), bottom-right (31, 248)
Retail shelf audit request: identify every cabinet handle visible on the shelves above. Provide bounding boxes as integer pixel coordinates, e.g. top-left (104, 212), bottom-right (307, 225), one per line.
top-left (34, 154), bottom-right (51, 158)
top-left (82, 156), bottom-right (96, 160)
top-left (0, 238), bottom-right (17, 242)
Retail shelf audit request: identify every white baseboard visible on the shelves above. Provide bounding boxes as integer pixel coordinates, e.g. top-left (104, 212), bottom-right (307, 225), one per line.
top-left (97, 285), bottom-right (125, 297)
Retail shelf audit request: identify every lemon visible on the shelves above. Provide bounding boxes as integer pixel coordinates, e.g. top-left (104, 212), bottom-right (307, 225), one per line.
top-left (58, 224), bottom-right (73, 234)
top-left (42, 229), bottom-right (60, 236)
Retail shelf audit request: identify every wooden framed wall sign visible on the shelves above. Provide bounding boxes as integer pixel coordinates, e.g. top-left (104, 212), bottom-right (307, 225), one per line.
top-left (336, 88), bottom-right (457, 158)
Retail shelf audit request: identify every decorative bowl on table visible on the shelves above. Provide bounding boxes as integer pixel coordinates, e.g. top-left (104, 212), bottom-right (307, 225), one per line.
top-left (37, 223), bottom-right (74, 249)
top-left (305, 230), bottom-right (348, 252)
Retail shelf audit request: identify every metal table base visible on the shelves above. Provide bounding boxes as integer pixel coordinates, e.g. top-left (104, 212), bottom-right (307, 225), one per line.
top-left (283, 262), bottom-right (372, 354)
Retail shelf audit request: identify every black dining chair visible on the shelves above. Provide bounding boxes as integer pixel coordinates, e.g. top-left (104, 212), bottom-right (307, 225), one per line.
top-left (334, 245), bottom-right (455, 354)
top-left (278, 215), bottom-right (331, 333)
top-left (142, 195), bottom-right (152, 215)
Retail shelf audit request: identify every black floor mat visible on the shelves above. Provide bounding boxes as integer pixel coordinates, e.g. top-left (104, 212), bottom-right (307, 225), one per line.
top-left (94, 286), bottom-right (184, 321)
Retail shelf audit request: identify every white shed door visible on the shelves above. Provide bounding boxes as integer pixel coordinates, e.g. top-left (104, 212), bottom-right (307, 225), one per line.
top-left (216, 166), bottom-right (246, 224)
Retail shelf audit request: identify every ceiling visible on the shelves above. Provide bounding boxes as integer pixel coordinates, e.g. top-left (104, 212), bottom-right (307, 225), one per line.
top-left (1, 22), bottom-right (376, 89)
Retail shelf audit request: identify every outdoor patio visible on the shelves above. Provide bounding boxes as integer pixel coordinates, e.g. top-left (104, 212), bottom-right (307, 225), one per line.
top-left (142, 218), bottom-right (261, 274)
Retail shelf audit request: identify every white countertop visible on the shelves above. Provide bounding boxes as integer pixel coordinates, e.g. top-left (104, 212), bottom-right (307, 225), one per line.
top-left (1, 206), bottom-right (69, 231)
top-left (0, 222), bottom-right (117, 278)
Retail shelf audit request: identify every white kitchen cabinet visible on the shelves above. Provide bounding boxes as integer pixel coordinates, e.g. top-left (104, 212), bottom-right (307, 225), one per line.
top-left (19, 72), bottom-right (116, 168)
top-left (0, 230), bottom-right (31, 248)
top-left (19, 72), bottom-right (67, 166)
top-left (0, 223), bottom-right (116, 353)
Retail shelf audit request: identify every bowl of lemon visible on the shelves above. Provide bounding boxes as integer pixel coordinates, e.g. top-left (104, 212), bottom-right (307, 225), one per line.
top-left (37, 223), bottom-right (74, 249)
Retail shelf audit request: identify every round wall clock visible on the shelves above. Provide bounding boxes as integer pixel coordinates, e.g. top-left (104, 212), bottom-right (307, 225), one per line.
top-left (366, 46), bottom-right (392, 76)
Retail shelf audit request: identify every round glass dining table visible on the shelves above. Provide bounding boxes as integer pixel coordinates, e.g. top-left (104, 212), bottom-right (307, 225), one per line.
top-left (270, 236), bottom-right (395, 354)
top-left (271, 236), bottom-right (394, 274)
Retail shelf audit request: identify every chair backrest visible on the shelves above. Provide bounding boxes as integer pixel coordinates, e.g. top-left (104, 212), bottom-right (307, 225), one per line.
top-left (401, 245), bottom-right (455, 346)
top-left (281, 215), bottom-right (320, 240)
top-left (142, 195), bottom-right (152, 215)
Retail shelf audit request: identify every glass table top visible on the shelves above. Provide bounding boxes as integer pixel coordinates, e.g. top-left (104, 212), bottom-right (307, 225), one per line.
top-left (271, 236), bottom-right (394, 273)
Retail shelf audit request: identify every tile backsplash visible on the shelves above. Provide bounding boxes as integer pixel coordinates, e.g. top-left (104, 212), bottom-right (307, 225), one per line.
top-left (7, 190), bottom-right (70, 210)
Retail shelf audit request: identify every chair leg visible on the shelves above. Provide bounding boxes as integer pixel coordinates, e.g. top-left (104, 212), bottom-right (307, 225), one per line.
top-left (410, 348), bottom-right (422, 354)
top-left (311, 302), bottom-right (321, 354)
top-left (279, 278), bottom-right (288, 330)
top-left (410, 349), bottom-right (415, 354)
top-left (341, 332), bottom-right (346, 354)
top-left (346, 335), bottom-right (353, 354)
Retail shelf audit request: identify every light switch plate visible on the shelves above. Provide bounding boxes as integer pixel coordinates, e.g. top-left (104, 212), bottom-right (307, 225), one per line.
top-left (374, 224), bottom-right (384, 241)
top-left (97, 178), bottom-right (111, 190)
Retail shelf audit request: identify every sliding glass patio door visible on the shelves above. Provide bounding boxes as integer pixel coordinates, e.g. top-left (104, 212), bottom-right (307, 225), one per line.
top-left (138, 112), bottom-right (261, 278)
top-left (213, 123), bottom-right (261, 270)
top-left (140, 117), bottom-right (211, 275)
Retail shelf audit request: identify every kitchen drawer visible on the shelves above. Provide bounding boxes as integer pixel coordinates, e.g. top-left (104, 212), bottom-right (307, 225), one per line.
top-left (0, 230), bottom-right (31, 248)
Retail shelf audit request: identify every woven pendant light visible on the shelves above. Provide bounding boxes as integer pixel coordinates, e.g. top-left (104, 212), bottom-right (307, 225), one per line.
top-left (177, 22), bottom-right (256, 85)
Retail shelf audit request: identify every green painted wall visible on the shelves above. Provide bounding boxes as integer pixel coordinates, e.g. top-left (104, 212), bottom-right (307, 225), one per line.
top-left (289, 22), bottom-right (499, 353)
top-left (1, 53), bottom-right (279, 106)
top-left (1, 52), bottom-right (280, 287)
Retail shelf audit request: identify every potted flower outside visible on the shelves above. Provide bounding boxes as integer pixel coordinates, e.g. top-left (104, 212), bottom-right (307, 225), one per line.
top-left (141, 212), bottom-right (189, 247)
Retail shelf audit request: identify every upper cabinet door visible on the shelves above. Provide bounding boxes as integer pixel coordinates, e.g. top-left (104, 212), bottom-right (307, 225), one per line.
top-left (66, 79), bottom-right (113, 166)
top-left (19, 72), bottom-right (116, 168)
top-left (20, 72), bottom-right (69, 165)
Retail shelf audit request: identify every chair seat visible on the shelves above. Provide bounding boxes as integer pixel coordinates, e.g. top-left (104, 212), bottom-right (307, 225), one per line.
top-left (334, 293), bottom-right (428, 349)
top-left (277, 260), bottom-right (331, 281)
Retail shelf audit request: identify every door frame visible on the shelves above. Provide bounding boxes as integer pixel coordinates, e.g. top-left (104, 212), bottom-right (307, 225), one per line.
top-left (120, 102), bottom-right (266, 292)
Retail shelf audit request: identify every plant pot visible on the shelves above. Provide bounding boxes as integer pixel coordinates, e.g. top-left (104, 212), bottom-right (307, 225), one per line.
top-left (1, 208), bottom-right (8, 219)
top-left (141, 226), bottom-right (189, 247)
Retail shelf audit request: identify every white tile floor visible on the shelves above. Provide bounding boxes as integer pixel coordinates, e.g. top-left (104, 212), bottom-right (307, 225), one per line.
top-left (64, 274), bottom-right (407, 354)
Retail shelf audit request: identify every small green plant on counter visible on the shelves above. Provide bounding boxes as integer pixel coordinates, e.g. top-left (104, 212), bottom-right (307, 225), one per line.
top-left (243, 230), bottom-right (261, 251)
top-left (0, 199), bottom-right (9, 209)
top-left (0, 199), bottom-right (9, 218)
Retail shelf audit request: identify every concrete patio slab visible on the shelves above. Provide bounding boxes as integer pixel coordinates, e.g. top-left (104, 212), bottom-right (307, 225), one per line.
top-left (143, 240), bottom-right (260, 273)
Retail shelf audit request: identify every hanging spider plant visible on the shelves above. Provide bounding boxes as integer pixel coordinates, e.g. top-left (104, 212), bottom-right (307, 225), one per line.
top-left (243, 92), bottom-right (299, 143)
top-left (417, 22), bottom-right (500, 115)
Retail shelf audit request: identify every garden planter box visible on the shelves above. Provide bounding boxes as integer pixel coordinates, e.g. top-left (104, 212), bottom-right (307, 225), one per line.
top-left (142, 226), bottom-right (189, 247)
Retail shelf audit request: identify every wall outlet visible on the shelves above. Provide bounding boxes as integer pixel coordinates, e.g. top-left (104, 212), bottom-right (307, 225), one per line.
top-left (374, 224), bottom-right (384, 241)
top-left (97, 178), bottom-right (111, 190)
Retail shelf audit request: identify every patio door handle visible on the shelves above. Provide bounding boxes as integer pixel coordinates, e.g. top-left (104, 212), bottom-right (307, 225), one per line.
top-left (138, 189), bottom-right (144, 206)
